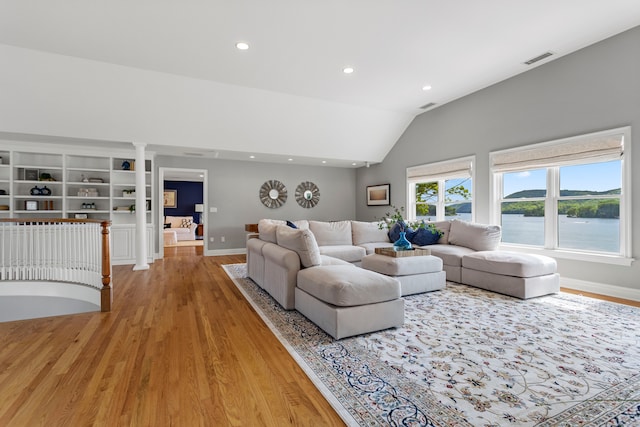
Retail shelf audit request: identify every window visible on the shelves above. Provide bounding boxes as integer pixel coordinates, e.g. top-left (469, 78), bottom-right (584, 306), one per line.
top-left (407, 156), bottom-right (474, 222)
top-left (491, 127), bottom-right (630, 264)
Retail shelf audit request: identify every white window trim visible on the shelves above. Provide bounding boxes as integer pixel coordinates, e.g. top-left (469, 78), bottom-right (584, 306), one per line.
top-left (406, 155), bottom-right (475, 222)
top-left (490, 126), bottom-right (633, 266)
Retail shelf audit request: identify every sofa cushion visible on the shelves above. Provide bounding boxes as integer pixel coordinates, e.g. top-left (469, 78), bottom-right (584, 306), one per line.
top-left (358, 242), bottom-right (395, 255)
top-left (351, 221), bottom-right (390, 245)
top-left (462, 251), bottom-right (557, 278)
top-left (361, 253), bottom-right (443, 276)
top-left (276, 225), bottom-right (322, 268)
top-left (319, 255), bottom-right (352, 266)
top-left (448, 219), bottom-right (501, 251)
top-left (309, 220), bottom-right (353, 246)
top-left (297, 265), bottom-right (400, 307)
top-left (318, 245), bottom-right (366, 263)
top-left (433, 220), bottom-right (451, 244)
top-left (427, 244), bottom-right (476, 267)
top-left (258, 219), bottom-right (285, 243)
top-left (292, 220), bottom-right (309, 230)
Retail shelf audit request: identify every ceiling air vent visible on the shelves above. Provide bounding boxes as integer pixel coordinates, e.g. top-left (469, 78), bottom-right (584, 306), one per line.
top-left (183, 152), bottom-right (205, 157)
top-left (524, 51), bottom-right (554, 65)
top-left (420, 102), bottom-right (437, 110)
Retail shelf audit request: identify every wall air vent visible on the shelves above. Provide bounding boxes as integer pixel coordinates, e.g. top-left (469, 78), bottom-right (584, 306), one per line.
top-left (524, 51), bottom-right (554, 65)
top-left (420, 102), bottom-right (437, 110)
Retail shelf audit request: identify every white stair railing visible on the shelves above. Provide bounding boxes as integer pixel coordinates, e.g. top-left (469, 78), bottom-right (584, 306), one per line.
top-left (0, 218), bottom-right (112, 311)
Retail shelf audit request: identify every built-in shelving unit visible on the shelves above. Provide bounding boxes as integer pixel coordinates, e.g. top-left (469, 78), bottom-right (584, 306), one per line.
top-left (0, 144), bottom-right (154, 265)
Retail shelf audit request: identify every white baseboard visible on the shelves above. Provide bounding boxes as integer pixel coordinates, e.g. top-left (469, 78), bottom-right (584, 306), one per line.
top-left (561, 277), bottom-right (640, 302)
top-left (205, 248), bottom-right (246, 257)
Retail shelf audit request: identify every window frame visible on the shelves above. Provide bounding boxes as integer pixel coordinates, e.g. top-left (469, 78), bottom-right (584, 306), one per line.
top-left (490, 127), bottom-right (632, 266)
top-left (407, 156), bottom-right (475, 223)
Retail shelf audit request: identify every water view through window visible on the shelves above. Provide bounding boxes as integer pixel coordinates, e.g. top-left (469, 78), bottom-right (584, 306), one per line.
top-left (500, 161), bottom-right (621, 253)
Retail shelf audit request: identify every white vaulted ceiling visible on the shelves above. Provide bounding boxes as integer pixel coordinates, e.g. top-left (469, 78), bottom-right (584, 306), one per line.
top-left (0, 1), bottom-right (639, 167)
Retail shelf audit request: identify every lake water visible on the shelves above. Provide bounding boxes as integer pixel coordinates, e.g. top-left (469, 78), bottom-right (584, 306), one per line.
top-left (417, 213), bottom-right (620, 253)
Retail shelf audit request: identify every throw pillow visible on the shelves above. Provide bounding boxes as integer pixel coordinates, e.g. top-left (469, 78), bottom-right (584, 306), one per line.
top-left (404, 227), bottom-right (418, 242)
top-left (412, 227), bottom-right (441, 246)
top-left (276, 225), bottom-right (322, 267)
top-left (388, 221), bottom-right (408, 242)
top-left (181, 218), bottom-right (193, 228)
top-left (164, 223), bottom-right (171, 229)
top-left (286, 220), bottom-right (298, 229)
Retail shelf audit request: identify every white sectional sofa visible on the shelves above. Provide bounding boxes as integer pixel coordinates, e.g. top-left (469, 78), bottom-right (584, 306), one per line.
top-left (248, 218), bottom-right (503, 306)
top-left (246, 218), bottom-right (559, 338)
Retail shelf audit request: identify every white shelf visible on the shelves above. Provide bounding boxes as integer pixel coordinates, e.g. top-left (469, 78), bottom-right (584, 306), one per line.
top-left (14, 210), bottom-right (63, 214)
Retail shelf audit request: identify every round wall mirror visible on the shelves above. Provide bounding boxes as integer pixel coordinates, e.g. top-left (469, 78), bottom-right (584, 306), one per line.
top-left (260, 180), bottom-right (287, 208)
top-left (295, 181), bottom-right (320, 208)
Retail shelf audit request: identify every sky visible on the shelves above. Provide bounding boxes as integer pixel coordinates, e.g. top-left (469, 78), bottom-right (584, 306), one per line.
top-left (503, 160), bottom-right (621, 196)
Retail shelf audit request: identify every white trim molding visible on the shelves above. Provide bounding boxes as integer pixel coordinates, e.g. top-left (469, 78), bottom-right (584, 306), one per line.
top-left (561, 277), bottom-right (640, 302)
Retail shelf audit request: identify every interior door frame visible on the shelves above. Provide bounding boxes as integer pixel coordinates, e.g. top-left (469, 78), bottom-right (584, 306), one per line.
top-left (157, 167), bottom-right (208, 259)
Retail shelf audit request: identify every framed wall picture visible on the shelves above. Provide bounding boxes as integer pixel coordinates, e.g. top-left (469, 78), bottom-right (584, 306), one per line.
top-left (25, 200), bottom-right (38, 211)
top-left (366, 184), bottom-right (390, 206)
top-left (25, 169), bottom-right (39, 181)
top-left (163, 190), bottom-right (177, 208)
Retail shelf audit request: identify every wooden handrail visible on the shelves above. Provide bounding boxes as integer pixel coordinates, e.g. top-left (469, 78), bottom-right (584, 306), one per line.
top-left (0, 218), bottom-right (112, 312)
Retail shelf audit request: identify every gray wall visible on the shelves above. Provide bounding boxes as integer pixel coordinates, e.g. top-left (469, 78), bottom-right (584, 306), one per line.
top-left (156, 156), bottom-right (356, 252)
top-left (357, 26), bottom-right (640, 292)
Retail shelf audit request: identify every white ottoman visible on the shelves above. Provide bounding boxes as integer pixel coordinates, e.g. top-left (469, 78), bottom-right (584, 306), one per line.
top-left (461, 251), bottom-right (559, 299)
top-left (163, 230), bottom-right (178, 246)
top-left (295, 265), bottom-right (404, 339)
top-left (361, 253), bottom-right (446, 296)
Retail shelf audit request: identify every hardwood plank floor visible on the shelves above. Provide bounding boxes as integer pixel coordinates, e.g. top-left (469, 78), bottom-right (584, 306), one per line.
top-left (2, 249), bottom-right (638, 427)
top-left (0, 253), bottom-right (345, 426)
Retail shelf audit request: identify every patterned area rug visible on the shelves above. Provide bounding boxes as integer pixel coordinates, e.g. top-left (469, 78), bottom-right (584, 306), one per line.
top-left (222, 264), bottom-right (640, 426)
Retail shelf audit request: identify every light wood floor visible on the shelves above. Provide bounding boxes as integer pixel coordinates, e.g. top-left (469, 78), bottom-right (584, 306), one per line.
top-left (1, 252), bottom-right (638, 427)
top-left (0, 252), bottom-right (345, 426)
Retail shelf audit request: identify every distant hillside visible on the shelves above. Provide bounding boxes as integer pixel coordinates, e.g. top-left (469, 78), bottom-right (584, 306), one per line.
top-left (448, 202), bottom-right (471, 213)
top-left (500, 188), bottom-right (620, 218)
top-left (505, 189), bottom-right (621, 198)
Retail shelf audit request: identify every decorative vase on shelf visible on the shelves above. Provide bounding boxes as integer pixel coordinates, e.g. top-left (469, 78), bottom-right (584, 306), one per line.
top-left (393, 231), bottom-right (412, 251)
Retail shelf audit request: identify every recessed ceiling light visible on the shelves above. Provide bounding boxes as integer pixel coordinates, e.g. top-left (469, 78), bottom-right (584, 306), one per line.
top-left (249, 155), bottom-right (255, 159)
top-left (236, 42), bottom-right (249, 50)
top-left (288, 158), bottom-right (293, 162)
top-left (352, 162), bottom-right (357, 166)
top-left (422, 85), bottom-right (432, 91)
top-left (343, 67), bottom-right (354, 74)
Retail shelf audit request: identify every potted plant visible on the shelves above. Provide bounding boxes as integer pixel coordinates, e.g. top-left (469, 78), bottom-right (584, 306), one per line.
top-left (378, 205), bottom-right (442, 250)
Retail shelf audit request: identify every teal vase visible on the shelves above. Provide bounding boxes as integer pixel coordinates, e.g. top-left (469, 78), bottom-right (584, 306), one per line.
top-left (393, 231), bottom-right (412, 251)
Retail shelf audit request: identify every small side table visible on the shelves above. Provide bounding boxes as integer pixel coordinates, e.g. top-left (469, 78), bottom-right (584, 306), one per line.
top-left (196, 224), bottom-right (203, 236)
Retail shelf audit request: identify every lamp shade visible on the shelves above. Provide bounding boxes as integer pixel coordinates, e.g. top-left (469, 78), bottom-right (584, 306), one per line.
top-left (194, 204), bottom-right (204, 213)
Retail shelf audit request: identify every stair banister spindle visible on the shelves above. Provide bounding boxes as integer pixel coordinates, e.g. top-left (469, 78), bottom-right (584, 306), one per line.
top-left (0, 218), bottom-right (113, 311)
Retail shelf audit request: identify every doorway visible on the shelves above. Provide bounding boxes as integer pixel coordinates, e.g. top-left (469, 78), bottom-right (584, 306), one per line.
top-left (158, 167), bottom-right (207, 259)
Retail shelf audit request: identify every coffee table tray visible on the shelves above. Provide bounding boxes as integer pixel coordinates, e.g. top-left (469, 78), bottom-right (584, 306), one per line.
top-left (374, 247), bottom-right (431, 257)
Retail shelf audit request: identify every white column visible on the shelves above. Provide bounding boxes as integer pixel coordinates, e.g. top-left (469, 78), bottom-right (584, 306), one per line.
top-left (132, 142), bottom-right (149, 271)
